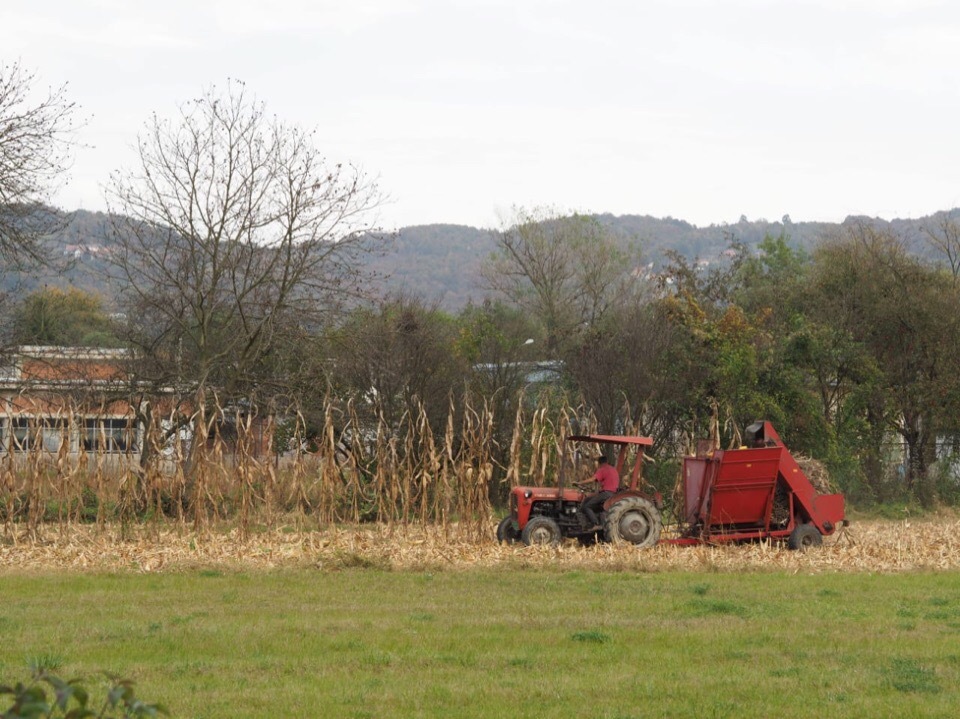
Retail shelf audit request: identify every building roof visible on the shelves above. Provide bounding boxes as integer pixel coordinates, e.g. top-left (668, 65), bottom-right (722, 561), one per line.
top-left (0, 346), bottom-right (132, 388)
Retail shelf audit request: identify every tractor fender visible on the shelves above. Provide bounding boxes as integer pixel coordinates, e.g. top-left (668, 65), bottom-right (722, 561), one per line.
top-left (603, 489), bottom-right (661, 512)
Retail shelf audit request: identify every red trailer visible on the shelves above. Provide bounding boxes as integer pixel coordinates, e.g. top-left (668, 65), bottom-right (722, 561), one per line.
top-left (670, 420), bottom-right (846, 548)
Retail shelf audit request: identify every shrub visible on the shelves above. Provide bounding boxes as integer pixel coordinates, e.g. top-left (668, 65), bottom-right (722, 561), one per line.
top-left (0, 670), bottom-right (167, 719)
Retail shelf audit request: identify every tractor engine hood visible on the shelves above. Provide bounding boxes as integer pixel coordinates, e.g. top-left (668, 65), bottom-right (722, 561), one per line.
top-left (510, 486), bottom-right (584, 503)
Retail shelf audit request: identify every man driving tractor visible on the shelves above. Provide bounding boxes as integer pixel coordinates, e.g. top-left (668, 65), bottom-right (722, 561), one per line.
top-left (578, 455), bottom-right (620, 529)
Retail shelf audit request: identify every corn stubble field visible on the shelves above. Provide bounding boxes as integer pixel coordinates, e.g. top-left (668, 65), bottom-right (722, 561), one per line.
top-left (0, 517), bottom-right (955, 573)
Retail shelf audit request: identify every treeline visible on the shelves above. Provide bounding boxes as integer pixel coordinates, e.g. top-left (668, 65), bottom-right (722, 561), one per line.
top-left (334, 214), bottom-right (960, 507)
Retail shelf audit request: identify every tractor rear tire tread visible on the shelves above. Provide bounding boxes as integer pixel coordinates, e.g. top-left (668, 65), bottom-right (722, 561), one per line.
top-left (603, 496), bottom-right (662, 548)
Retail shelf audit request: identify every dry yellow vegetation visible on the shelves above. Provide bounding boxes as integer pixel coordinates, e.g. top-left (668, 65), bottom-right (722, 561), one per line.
top-left (1, 516), bottom-right (958, 574)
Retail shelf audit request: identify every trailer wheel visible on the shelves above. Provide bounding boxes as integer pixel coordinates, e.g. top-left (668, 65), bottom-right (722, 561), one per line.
top-left (604, 497), bottom-right (662, 548)
top-left (496, 515), bottom-right (521, 544)
top-left (788, 523), bottom-right (822, 550)
top-left (521, 516), bottom-right (562, 547)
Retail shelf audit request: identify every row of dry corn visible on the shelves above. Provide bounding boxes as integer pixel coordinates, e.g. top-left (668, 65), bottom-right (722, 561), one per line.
top-left (1, 394), bottom-right (609, 540)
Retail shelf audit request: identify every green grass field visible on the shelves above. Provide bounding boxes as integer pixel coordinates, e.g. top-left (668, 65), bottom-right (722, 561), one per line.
top-left (1, 569), bottom-right (959, 718)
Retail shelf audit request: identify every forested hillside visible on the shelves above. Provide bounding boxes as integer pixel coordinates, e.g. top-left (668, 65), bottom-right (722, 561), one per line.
top-left (13, 207), bottom-right (960, 310)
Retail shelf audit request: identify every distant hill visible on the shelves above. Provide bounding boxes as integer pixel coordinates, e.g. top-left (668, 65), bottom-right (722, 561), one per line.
top-left (6, 207), bottom-right (959, 312)
top-left (365, 224), bottom-right (496, 309)
top-left (364, 209), bottom-right (960, 309)
top-left (1, 209), bottom-right (119, 299)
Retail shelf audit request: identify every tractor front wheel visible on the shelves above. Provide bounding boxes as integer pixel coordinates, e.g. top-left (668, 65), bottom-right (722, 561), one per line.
top-left (604, 497), bottom-right (662, 548)
top-left (787, 522), bottom-right (822, 550)
top-left (521, 516), bottom-right (562, 547)
top-left (496, 515), bottom-right (521, 544)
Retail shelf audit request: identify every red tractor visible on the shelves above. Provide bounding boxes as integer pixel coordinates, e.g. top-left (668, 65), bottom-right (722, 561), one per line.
top-left (497, 421), bottom-right (847, 549)
top-left (497, 434), bottom-right (663, 547)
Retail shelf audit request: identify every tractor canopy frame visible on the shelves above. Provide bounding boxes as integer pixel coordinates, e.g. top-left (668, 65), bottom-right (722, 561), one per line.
top-left (566, 434), bottom-right (654, 493)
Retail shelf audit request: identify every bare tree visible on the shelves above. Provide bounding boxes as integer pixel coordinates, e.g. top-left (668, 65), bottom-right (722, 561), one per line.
top-left (482, 207), bottom-right (641, 355)
top-left (0, 60), bottom-right (80, 268)
top-left (922, 212), bottom-right (960, 282)
top-left (105, 81), bottom-right (383, 444)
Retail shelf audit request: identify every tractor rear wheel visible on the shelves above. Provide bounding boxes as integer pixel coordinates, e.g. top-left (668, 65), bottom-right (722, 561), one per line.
top-left (521, 516), bottom-right (562, 547)
top-left (787, 522), bottom-right (822, 550)
top-left (604, 497), bottom-right (661, 548)
top-left (496, 515), bottom-right (521, 544)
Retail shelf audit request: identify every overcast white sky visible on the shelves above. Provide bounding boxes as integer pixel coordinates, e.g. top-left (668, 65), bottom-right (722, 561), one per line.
top-left (3, 0), bottom-right (960, 230)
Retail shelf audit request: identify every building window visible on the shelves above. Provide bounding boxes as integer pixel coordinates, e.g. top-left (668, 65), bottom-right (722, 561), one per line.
top-left (4, 418), bottom-right (68, 452)
top-left (82, 418), bottom-right (136, 453)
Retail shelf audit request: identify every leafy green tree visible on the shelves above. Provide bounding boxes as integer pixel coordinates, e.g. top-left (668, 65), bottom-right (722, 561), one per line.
top-left (808, 223), bottom-right (960, 502)
top-left (564, 299), bottom-right (683, 441)
top-left (456, 300), bottom-right (542, 398)
top-left (655, 245), bottom-right (776, 432)
top-left (11, 288), bottom-right (120, 347)
top-left (651, 238), bottom-right (831, 458)
top-left (455, 300), bottom-right (543, 501)
top-left (326, 294), bottom-right (469, 434)
top-left (727, 235), bottom-right (842, 454)
top-left (734, 233), bottom-right (807, 317)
